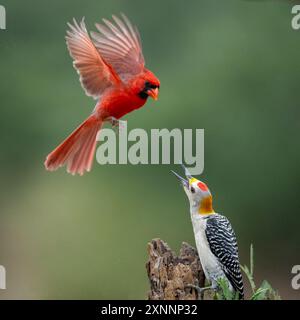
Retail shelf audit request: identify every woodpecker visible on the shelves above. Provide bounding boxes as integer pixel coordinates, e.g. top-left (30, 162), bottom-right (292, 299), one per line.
top-left (172, 165), bottom-right (244, 299)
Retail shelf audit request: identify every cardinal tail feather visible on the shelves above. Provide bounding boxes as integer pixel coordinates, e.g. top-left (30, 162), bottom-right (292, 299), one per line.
top-left (44, 114), bottom-right (102, 175)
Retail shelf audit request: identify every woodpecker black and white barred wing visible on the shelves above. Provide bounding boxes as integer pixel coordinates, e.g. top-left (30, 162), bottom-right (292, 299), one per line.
top-left (205, 214), bottom-right (244, 299)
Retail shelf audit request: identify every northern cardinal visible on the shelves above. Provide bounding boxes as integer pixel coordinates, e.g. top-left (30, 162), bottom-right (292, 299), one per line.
top-left (44, 14), bottom-right (160, 175)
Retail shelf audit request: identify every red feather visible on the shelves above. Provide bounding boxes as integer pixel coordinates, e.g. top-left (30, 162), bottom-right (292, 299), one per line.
top-left (45, 15), bottom-right (160, 175)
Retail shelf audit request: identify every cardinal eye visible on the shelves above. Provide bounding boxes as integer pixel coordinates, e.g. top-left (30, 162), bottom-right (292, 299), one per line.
top-left (145, 81), bottom-right (158, 89)
top-left (190, 186), bottom-right (195, 193)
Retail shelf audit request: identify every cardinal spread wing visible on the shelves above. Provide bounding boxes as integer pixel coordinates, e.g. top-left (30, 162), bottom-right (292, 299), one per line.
top-left (66, 18), bottom-right (120, 99)
top-left (90, 14), bottom-right (145, 79)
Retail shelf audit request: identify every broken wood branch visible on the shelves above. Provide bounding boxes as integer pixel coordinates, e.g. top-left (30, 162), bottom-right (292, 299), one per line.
top-left (146, 238), bottom-right (207, 300)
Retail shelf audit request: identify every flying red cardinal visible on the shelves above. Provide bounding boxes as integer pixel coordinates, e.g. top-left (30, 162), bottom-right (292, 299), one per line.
top-left (44, 14), bottom-right (160, 175)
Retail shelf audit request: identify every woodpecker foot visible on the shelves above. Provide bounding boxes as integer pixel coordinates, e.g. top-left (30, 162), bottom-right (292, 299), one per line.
top-left (107, 117), bottom-right (126, 134)
top-left (185, 283), bottom-right (215, 300)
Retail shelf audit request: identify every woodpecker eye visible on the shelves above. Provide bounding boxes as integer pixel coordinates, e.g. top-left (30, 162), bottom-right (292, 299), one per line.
top-left (190, 186), bottom-right (195, 193)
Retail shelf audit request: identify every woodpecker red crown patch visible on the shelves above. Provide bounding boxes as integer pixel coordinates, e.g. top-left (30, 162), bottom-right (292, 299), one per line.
top-left (197, 181), bottom-right (208, 191)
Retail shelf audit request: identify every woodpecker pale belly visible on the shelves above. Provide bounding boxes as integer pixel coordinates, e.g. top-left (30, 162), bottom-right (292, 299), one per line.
top-left (191, 214), bottom-right (232, 289)
top-left (191, 213), bottom-right (244, 298)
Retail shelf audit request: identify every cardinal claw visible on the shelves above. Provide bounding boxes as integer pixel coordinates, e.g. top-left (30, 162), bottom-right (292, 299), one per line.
top-left (107, 117), bottom-right (126, 134)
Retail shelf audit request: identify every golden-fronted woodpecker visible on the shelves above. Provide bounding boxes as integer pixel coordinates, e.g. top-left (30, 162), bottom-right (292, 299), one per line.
top-left (172, 165), bottom-right (244, 299)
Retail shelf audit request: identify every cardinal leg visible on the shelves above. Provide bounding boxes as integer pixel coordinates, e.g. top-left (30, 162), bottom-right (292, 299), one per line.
top-left (107, 117), bottom-right (126, 134)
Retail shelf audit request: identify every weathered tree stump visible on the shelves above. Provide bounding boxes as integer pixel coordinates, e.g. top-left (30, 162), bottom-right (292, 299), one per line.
top-left (146, 238), bottom-right (206, 300)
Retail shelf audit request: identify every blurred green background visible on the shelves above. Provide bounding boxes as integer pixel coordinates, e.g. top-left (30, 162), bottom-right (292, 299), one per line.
top-left (0, 0), bottom-right (299, 299)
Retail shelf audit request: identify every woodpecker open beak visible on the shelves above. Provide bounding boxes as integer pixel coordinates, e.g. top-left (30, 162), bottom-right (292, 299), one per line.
top-left (181, 164), bottom-right (193, 180)
top-left (172, 164), bottom-right (194, 188)
top-left (171, 170), bottom-right (188, 188)
top-left (148, 88), bottom-right (159, 100)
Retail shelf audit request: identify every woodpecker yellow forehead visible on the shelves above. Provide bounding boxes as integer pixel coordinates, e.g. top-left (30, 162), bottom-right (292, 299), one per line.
top-left (189, 178), bottom-right (198, 184)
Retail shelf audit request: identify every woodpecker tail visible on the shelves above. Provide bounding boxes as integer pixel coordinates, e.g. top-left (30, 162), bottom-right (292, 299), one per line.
top-left (44, 114), bottom-right (102, 175)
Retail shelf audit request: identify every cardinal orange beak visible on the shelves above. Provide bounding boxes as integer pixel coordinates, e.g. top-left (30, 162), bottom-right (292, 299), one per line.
top-left (148, 88), bottom-right (159, 100)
